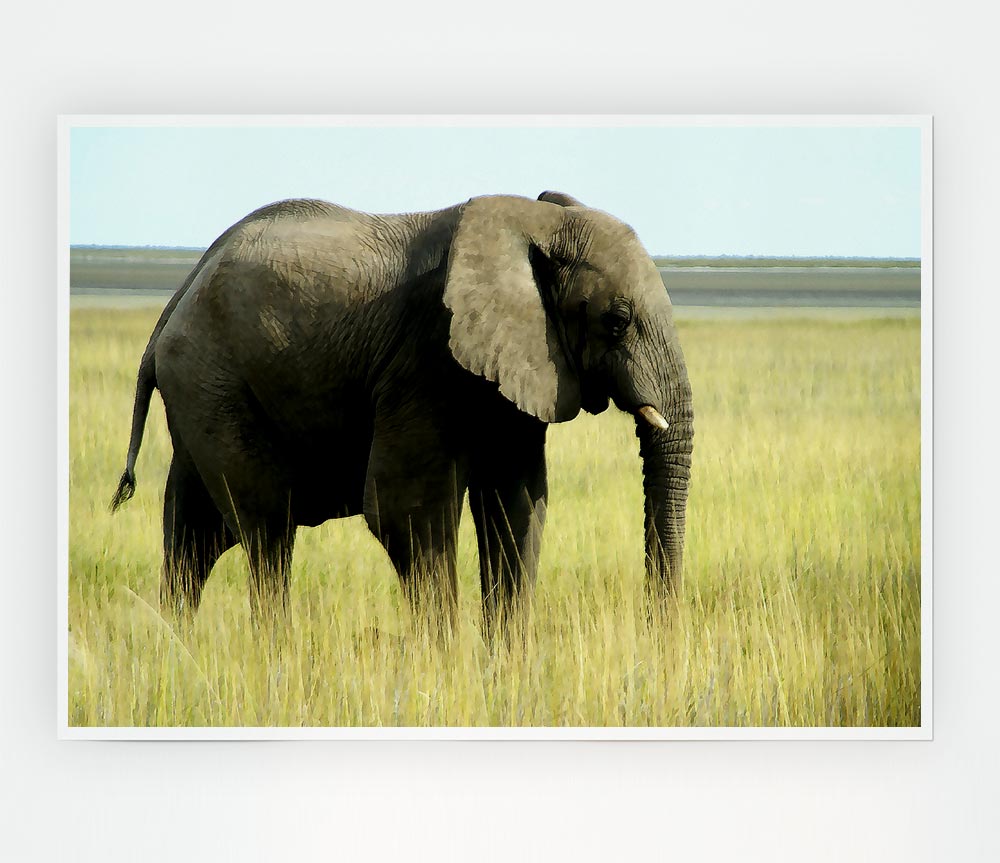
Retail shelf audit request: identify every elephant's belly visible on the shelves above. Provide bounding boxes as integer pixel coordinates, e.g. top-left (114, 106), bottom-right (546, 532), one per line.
top-left (286, 434), bottom-right (371, 527)
top-left (291, 491), bottom-right (363, 527)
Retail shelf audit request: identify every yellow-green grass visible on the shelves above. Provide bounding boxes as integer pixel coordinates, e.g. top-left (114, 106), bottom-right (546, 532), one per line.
top-left (68, 308), bottom-right (921, 727)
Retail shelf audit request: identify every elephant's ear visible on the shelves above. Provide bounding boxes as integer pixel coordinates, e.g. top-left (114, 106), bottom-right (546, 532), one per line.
top-left (537, 190), bottom-right (586, 208)
top-left (443, 197), bottom-right (581, 423)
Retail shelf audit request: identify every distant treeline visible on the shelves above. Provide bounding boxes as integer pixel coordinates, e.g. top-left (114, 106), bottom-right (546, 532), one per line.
top-left (72, 247), bottom-right (921, 271)
top-left (70, 246), bottom-right (921, 309)
top-left (71, 245), bottom-right (206, 254)
top-left (653, 256), bottom-right (920, 269)
top-left (71, 248), bottom-right (204, 293)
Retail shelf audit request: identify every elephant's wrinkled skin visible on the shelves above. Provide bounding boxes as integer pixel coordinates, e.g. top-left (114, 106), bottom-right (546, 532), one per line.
top-left (112, 192), bottom-right (694, 632)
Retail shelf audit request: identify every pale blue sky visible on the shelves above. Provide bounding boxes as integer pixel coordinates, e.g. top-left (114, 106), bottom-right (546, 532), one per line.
top-left (70, 123), bottom-right (923, 257)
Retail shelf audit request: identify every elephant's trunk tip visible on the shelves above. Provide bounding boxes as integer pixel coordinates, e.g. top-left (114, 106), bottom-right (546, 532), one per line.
top-left (637, 405), bottom-right (670, 431)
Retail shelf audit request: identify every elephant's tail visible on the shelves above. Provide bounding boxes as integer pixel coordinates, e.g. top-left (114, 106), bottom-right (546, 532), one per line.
top-left (109, 239), bottom-right (211, 512)
top-left (109, 226), bottom-right (237, 512)
top-left (110, 341), bottom-right (157, 512)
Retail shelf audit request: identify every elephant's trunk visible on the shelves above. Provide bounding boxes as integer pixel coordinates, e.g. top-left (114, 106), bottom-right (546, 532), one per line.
top-left (635, 346), bottom-right (693, 597)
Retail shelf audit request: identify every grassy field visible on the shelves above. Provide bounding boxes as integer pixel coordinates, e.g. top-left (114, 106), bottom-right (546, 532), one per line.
top-left (68, 308), bottom-right (921, 727)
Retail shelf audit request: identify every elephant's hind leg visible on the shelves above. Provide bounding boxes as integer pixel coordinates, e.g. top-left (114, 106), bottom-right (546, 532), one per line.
top-left (160, 372), bottom-right (297, 623)
top-left (201, 470), bottom-right (296, 621)
top-left (161, 452), bottom-right (236, 619)
top-left (240, 517), bottom-right (296, 621)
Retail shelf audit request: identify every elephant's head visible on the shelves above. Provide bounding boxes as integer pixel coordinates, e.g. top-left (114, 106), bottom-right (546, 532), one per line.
top-left (444, 191), bottom-right (694, 594)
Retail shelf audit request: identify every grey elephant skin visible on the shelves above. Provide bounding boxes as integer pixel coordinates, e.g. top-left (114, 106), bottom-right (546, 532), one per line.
top-left (111, 191), bottom-right (694, 632)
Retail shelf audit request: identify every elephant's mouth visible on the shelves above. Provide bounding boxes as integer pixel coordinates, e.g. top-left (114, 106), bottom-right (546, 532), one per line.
top-left (580, 388), bottom-right (609, 414)
top-left (580, 379), bottom-right (610, 415)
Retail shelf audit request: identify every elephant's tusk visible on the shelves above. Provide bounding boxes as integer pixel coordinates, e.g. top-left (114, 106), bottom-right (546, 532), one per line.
top-left (637, 405), bottom-right (670, 431)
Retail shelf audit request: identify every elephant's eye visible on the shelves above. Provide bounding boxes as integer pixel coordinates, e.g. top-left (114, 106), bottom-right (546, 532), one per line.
top-left (601, 299), bottom-right (632, 339)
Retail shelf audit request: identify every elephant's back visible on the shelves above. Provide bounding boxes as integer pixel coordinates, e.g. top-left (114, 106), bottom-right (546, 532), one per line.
top-left (162, 202), bottom-right (392, 338)
top-left (238, 198), bottom-right (352, 223)
top-left (153, 198), bottom-right (452, 417)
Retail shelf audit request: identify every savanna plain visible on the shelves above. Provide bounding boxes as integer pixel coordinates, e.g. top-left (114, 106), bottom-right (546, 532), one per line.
top-left (68, 304), bottom-right (921, 727)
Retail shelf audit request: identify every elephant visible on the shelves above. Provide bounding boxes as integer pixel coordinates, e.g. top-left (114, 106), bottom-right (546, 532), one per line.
top-left (110, 191), bottom-right (694, 634)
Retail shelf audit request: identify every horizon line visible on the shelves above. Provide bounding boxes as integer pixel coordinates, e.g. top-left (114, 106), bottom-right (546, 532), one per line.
top-left (69, 244), bottom-right (922, 261)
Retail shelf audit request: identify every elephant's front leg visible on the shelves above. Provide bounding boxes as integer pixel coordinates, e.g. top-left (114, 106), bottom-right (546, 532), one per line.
top-left (363, 422), bottom-right (468, 631)
top-left (469, 420), bottom-right (548, 641)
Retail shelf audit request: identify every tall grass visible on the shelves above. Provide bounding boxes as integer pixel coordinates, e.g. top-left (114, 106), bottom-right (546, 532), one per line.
top-left (68, 309), bottom-right (920, 727)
